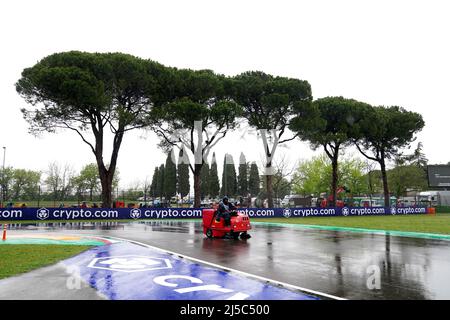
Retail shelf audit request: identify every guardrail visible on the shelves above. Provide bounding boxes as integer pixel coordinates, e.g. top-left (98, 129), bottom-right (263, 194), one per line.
top-left (0, 206), bottom-right (430, 221)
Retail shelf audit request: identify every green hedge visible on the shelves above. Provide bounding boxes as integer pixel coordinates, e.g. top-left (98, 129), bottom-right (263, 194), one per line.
top-left (435, 206), bottom-right (450, 213)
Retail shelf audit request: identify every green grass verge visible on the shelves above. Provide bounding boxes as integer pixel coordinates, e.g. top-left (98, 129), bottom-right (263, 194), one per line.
top-left (255, 213), bottom-right (450, 235)
top-left (0, 245), bottom-right (91, 280)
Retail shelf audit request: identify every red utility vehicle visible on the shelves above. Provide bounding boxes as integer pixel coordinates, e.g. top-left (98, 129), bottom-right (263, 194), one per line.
top-left (202, 208), bottom-right (251, 239)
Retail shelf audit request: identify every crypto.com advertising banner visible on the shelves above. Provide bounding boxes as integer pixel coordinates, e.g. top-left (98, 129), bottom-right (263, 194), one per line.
top-left (0, 206), bottom-right (427, 221)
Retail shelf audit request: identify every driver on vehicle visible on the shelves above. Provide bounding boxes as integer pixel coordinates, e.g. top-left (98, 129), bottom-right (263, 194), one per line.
top-left (216, 196), bottom-right (236, 226)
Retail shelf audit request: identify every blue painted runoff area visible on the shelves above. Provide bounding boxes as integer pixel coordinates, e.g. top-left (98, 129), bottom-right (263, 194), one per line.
top-left (0, 205), bottom-right (428, 221)
top-left (62, 242), bottom-right (318, 300)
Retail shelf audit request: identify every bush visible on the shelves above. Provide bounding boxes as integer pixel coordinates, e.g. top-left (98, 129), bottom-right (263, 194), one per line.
top-left (435, 206), bottom-right (450, 213)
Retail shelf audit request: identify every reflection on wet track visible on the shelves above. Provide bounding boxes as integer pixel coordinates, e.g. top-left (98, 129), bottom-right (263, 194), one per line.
top-left (7, 220), bottom-right (450, 299)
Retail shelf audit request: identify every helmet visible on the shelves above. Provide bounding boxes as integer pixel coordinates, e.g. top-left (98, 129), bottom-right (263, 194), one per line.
top-left (222, 196), bottom-right (229, 203)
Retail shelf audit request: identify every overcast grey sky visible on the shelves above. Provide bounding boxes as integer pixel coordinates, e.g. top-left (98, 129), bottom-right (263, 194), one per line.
top-left (0, 0), bottom-right (449, 188)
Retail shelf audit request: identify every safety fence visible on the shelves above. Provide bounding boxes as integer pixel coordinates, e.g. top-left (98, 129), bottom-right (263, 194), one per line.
top-left (0, 206), bottom-right (429, 221)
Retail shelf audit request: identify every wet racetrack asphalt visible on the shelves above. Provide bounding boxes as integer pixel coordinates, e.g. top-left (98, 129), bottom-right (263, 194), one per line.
top-left (6, 220), bottom-right (450, 300)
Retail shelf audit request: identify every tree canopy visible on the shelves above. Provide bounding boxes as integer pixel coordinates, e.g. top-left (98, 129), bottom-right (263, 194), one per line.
top-left (221, 154), bottom-right (237, 197)
top-left (231, 71), bottom-right (312, 207)
top-left (16, 51), bottom-right (171, 207)
top-left (1, 167), bottom-right (41, 202)
top-left (15, 51), bottom-right (428, 209)
top-left (290, 96), bottom-right (371, 206)
top-left (237, 153), bottom-right (248, 196)
top-left (355, 106), bottom-right (425, 206)
top-left (248, 163), bottom-right (261, 197)
top-left (71, 163), bottom-right (100, 201)
top-left (150, 167), bottom-right (159, 199)
top-left (163, 152), bottom-right (177, 199)
top-left (292, 154), bottom-right (367, 197)
top-left (150, 69), bottom-right (241, 207)
top-left (388, 164), bottom-right (427, 197)
top-left (177, 148), bottom-right (190, 199)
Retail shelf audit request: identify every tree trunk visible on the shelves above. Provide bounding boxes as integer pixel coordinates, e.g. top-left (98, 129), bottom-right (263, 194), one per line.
top-left (193, 164), bottom-right (202, 208)
top-left (101, 179), bottom-right (113, 208)
top-left (93, 119), bottom-right (123, 208)
top-left (266, 163), bottom-right (274, 208)
top-left (331, 153), bottom-right (339, 207)
top-left (194, 173), bottom-right (201, 208)
top-left (380, 154), bottom-right (390, 207)
top-left (368, 171), bottom-right (373, 202)
top-left (99, 167), bottom-right (114, 207)
top-left (97, 156), bottom-right (117, 208)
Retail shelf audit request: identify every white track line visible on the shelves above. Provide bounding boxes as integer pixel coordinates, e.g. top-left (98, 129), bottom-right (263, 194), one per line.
top-left (97, 234), bottom-right (347, 300)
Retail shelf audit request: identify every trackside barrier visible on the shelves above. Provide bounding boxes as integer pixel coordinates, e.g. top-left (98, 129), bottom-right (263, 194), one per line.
top-left (0, 206), bottom-right (428, 221)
